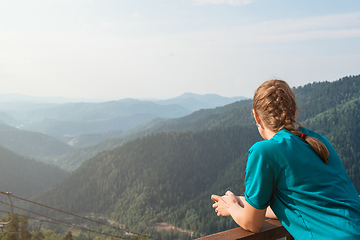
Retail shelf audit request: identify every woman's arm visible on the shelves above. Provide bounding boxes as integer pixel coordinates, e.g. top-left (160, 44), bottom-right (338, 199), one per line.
top-left (212, 191), bottom-right (266, 233)
top-left (236, 196), bottom-right (277, 219)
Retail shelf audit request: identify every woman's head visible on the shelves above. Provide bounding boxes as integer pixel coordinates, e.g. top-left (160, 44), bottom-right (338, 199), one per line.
top-left (253, 79), bottom-right (329, 164)
top-left (253, 79), bottom-right (297, 132)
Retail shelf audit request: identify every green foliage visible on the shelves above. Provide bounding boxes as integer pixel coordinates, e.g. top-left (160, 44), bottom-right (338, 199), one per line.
top-left (33, 125), bottom-right (261, 238)
top-left (37, 229), bottom-right (64, 240)
top-left (20, 75), bottom-right (360, 239)
top-left (304, 97), bottom-right (360, 192)
top-left (0, 123), bottom-right (73, 163)
top-left (66, 131), bottom-right (124, 149)
top-left (54, 138), bottom-right (125, 171)
top-left (63, 231), bottom-right (73, 240)
top-left (0, 214), bottom-right (81, 240)
top-left (0, 145), bottom-right (68, 198)
top-left (123, 99), bottom-right (253, 138)
top-left (0, 213), bottom-right (31, 240)
top-left (294, 75), bottom-right (360, 121)
top-left (56, 99), bottom-right (254, 171)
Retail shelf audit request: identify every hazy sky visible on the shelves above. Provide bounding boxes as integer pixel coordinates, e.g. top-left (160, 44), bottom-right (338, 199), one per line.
top-left (0, 0), bottom-right (359, 100)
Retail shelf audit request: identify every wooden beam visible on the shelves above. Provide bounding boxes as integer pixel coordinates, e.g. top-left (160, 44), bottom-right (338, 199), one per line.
top-left (197, 219), bottom-right (292, 240)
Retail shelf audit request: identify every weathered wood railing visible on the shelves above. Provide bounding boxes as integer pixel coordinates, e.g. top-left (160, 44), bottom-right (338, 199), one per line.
top-left (197, 219), bottom-right (294, 240)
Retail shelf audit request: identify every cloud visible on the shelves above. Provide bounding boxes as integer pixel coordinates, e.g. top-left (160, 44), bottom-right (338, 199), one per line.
top-left (193, 0), bottom-right (256, 6)
top-left (47, 0), bottom-right (74, 3)
top-left (184, 11), bottom-right (360, 47)
top-left (132, 11), bottom-right (142, 18)
top-left (102, 22), bottom-right (115, 28)
top-left (157, 52), bottom-right (175, 57)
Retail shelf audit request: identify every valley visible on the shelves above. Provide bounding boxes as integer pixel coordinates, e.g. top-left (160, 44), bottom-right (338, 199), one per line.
top-left (1, 75), bottom-right (360, 240)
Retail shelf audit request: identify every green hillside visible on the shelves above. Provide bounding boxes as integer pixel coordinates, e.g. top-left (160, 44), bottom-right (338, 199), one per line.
top-left (54, 137), bottom-right (126, 171)
top-left (64, 130), bottom-right (124, 148)
top-left (0, 145), bottom-right (68, 198)
top-left (122, 99), bottom-right (253, 137)
top-left (304, 97), bottom-right (360, 191)
top-left (56, 75), bottom-right (360, 172)
top-left (54, 99), bottom-right (253, 171)
top-left (295, 75), bottom-right (360, 121)
top-left (33, 125), bottom-right (261, 239)
top-left (30, 75), bottom-right (360, 239)
top-left (0, 123), bottom-right (73, 162)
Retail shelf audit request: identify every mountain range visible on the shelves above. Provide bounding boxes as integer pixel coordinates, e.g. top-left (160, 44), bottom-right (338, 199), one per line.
top-left (0, 93), bottom-right (247, 138)
top-left (1, 75), bottom-right (359, 240)
top-left (22, 75), bottom-right (360, 239)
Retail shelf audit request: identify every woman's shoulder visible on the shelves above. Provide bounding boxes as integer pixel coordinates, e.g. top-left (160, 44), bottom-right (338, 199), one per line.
top-left (249, 137), bottom-right (280, 155)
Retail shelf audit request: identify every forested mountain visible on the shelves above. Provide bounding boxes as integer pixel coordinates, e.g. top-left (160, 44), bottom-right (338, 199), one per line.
top-left (54, 137), bottom-right (126, 171)
top-left (33, 125), bottom-right (261, 239)
top-left (304, 96), bottom-right (360, 189)
top-left (0, 123), bottom-right (73, 162)
top-left (126, 75), bottom-right (360, 137)
top-left (56, 75), bottom-right (360, 171)
top-left (294, 76), bottom-right (360, 121)
top-left (54, 99), bottom-right (253, 170)
top-left (54, 76), bottom-right (360, 173)
top-left (0, 145), bottom-right (68, 198)
top-left (29, 75), bottom-right (360, 239)
top-left (0, 93), bottom-right (246, 140)
top-left (122, 99), bottom-right (253, 138)
top-left (64, 130), bottom-right (124, 148)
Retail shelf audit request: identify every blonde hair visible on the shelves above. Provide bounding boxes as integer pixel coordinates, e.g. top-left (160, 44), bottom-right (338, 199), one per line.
top-left (253, 79), bottom-right (329, 164)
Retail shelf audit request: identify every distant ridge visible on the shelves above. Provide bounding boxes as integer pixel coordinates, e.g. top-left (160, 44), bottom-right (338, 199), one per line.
top-left (0, 93), bottom-right (247, 107)
top-left (15, 100), bottom-right (191, 136)
top-left (0, 93), bottom-right (246, 137)
top-left (154, 93), bottom-right (247, 111)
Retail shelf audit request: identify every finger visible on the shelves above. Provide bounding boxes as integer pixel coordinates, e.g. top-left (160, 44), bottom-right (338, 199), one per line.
top-left (211, 194), bottom-right (221, 202)
top-left (225, 190), bottom-right (233, 196)
top-left (212, 202), bottom-right (218, 209)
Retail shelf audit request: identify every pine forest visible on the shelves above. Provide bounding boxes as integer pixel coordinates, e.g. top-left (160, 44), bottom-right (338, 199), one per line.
top-left (0, 75), bottom-right (360, 240)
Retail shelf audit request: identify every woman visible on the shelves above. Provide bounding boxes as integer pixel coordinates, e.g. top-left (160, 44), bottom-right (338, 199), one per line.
top-left (211, 80), bottom-right (360, 239)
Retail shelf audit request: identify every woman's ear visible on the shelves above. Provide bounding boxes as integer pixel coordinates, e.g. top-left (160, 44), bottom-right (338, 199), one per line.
top-left (253, 109), bottom-right (261, 126)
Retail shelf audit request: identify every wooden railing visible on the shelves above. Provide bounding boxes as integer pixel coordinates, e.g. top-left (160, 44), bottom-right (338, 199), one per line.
top-left (196, 219), bottom-right (294, 240)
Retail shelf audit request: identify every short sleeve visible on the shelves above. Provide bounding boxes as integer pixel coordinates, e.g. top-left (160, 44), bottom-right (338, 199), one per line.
top-left (244, 143), bottom-right (276, 210)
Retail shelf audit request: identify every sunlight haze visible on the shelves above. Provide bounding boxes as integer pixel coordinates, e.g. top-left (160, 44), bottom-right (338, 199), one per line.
top-left (0, 0), bottom-right (359, 100)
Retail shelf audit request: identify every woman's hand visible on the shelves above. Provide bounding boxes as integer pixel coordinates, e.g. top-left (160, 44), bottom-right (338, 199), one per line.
top-left (211, 194), bottom-right (230, 216)
top-left (211, 191), bottom-right (240, 217)
top-left (211, 191), bottom-right (267, 233)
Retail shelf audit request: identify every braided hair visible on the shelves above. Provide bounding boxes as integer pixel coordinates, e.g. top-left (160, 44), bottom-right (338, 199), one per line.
top-left (253, 79), bottom-right (329, 164)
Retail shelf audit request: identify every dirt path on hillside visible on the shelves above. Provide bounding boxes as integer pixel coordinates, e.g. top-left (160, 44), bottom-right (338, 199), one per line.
top-left (155, 222), bottom-right (193, 235)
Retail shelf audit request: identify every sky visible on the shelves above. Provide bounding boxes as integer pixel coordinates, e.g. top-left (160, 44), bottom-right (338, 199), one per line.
top-left (0, 0), bottom-right (359, 100)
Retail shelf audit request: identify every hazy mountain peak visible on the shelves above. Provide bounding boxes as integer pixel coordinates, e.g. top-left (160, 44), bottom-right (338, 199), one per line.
top-left (155, 92), bottom-right (247, 111)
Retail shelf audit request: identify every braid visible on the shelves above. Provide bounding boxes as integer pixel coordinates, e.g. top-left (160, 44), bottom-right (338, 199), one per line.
top-left (253, 79), bottom-right (329, 164)
top-left (284, 124), bottom-right (329, 164)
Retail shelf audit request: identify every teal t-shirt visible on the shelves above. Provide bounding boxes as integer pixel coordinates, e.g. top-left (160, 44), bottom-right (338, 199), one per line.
top-left (244, 127), bottom-right (360, 240)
